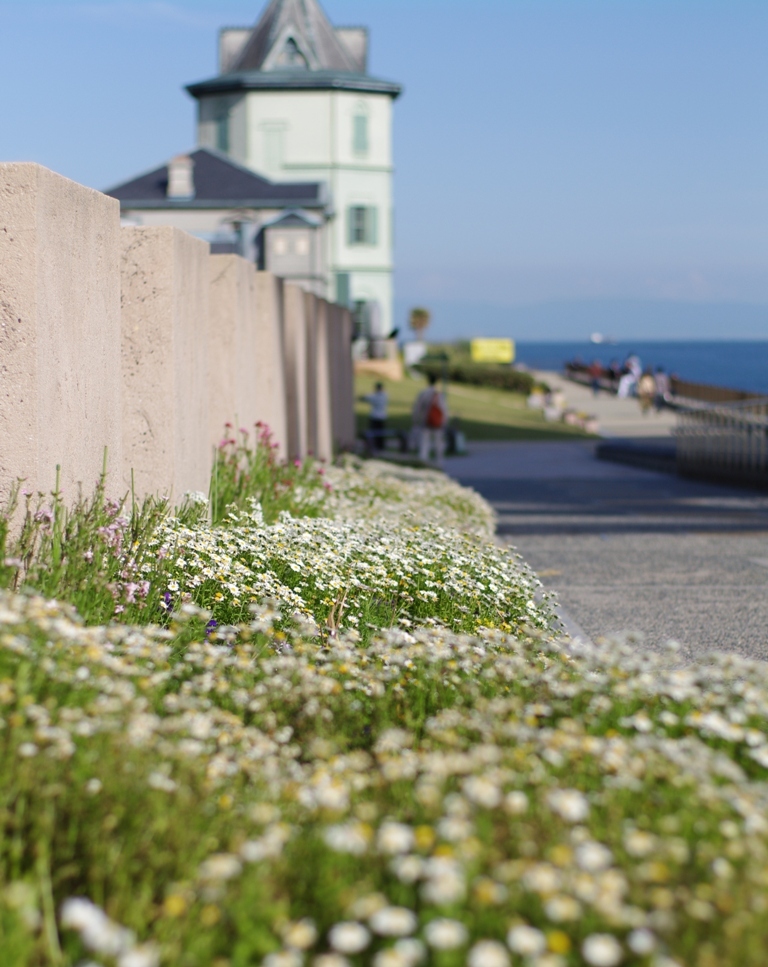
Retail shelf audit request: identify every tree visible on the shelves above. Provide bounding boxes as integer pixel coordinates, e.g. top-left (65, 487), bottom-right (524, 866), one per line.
top-left (409, 307), bottom-right (431, 336)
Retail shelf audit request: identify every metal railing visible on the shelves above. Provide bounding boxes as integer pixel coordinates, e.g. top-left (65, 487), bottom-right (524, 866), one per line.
top-left (676, 397), bottom-right (768, 486)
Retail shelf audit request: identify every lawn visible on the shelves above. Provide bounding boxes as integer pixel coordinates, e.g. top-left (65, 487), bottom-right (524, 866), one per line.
top-left (355, 373), bottom-right (596, 443)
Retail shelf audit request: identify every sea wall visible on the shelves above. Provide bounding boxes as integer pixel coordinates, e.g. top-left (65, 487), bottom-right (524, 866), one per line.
top-left (0, 162), bottom-right (354, 504)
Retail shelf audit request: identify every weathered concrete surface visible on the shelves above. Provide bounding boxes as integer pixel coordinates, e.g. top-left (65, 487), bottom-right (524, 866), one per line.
top-left (450, 440), bottom-right (768, 662)
top-left (304, 293), bottom-right (333, 461)
top-left (304, 292), bottom-right (319, 458)
top-left (281, 282), bottom-right (308, 459)
top-left (208, 255), bottom-right (262, 445)
top-left (254, 272), bottom-right (288, 456)
top-left (121, 226), bottom-right (211, 500)
top-left (0, 163), bottom-right (123, 500)
top-left (327, 303), bottom-right (355, 451)
top-left (313, 298), bottom-right (334, 461)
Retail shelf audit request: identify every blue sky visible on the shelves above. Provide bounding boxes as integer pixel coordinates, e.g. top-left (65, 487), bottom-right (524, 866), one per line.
top-left (2, 0), bottom-right (767, 339)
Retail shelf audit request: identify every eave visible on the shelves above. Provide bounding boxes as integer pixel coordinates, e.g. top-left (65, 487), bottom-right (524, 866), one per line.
top-left (186, 69), bottom-right (402, 100)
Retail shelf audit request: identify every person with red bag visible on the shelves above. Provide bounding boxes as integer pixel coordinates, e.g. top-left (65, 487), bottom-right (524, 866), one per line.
top-left (412, 373), bottom-right (448, 466)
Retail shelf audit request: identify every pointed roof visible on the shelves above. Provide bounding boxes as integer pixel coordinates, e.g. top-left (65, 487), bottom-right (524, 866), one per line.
top-left (233, 0), bottom-right (356, 73)
top-left (186, 0), bottom-right (401, 100)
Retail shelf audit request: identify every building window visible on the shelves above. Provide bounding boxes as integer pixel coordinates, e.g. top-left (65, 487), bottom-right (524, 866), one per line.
top-left (353, 114), bottom-right (369, 155)
top-left (336, 272), bottom-right (351, 307)
top-left (216, 113), bottom-right (229, 153)
top-left (348, 206), bottom-right (378, 246)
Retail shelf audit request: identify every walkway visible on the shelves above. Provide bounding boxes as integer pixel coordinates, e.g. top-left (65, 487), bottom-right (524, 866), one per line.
top-left (535, 369), bottom-right (677, 439)
top-left (447, 380), bottom-right (768, 662)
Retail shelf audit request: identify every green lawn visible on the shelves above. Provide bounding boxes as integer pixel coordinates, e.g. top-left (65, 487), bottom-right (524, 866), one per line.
top-left (355, 372), bottom-right (596, 442)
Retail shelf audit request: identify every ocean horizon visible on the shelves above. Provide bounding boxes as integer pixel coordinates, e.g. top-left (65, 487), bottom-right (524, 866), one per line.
top-left (514, 340), bottom-right (768, 395)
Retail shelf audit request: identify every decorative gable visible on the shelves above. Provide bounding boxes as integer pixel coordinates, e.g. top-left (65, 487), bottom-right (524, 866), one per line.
top-left (261, 24), bottom-right (316, 71)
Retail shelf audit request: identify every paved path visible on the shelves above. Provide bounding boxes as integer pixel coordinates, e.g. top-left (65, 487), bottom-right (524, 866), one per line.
top-left (448, 439), bottom-right (768, 662)
top-left (534, 369), bottom-right (677, 439)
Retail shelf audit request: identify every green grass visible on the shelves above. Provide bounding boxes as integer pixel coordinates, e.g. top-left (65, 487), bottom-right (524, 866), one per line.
top-left (355, 373), bottom-right (597, 442)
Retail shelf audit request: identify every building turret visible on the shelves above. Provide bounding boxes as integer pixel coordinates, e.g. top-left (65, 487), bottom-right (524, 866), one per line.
top-left (186, 0), bottom-right (401, 337)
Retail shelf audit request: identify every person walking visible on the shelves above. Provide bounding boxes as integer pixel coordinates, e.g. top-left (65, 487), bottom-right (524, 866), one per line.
top-left (637, 368), bottom-right (656, 414)
top-left (588, 359), bottom-right (603, 397)
top-left (654, 366), bottom-right (671, 410)
top-left (412, 374), bottom-right (447, 465)
top-left (617, 353), bottom-right (642, 399)
top-left (360, 382), bottom-right (388, 450)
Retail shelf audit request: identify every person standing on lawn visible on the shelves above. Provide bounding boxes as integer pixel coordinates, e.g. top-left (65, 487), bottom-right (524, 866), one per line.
top-left (360, 382), bottom-right (388, 450)
top-left (412, 373), bottom-right (448, 465)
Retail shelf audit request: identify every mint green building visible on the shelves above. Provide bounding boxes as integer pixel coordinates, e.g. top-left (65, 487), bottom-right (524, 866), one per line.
top-left (186, 0), bottom-right (402, 339)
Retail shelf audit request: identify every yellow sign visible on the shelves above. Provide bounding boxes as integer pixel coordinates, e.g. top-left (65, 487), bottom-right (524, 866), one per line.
top-left (470, 338), bottom-right (515, 364)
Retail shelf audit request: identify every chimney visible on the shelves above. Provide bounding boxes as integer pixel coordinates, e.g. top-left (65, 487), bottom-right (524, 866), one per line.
top-left (167, 155), bottom-right (195, 200)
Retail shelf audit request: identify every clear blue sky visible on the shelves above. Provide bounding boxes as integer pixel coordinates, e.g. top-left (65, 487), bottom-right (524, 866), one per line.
top-left (2, 0), bottom-right (767, 339)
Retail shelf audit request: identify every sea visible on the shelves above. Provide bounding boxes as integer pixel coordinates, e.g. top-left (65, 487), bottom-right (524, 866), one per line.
top-left (515, 341), bottom-right (768, 395)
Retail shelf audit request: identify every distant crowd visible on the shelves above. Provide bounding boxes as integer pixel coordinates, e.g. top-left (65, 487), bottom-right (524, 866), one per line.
top-left (568, 353), bottom-right (673, 413)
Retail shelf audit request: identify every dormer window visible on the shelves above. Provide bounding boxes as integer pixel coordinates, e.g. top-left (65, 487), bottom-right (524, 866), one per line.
top-left (275, 37), bottom-right (308, 69)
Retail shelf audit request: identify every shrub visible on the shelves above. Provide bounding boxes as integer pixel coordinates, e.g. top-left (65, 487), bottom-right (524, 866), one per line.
top-left (416, 361), bottom-right (539, 395)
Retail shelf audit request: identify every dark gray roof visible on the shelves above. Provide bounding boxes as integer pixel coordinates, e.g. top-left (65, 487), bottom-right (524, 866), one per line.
top-left (187, 0), bottom-right (401, 100)
top-left (105, 148), bottom-right (326, 210)
top-left (187, 69), bottom-right (400, 99)
top-left (233, 0), bottom-right (355, 73)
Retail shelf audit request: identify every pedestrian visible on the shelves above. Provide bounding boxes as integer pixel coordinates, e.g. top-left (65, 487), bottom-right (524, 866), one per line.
top-left (588, 359), bottom-right (603, 397)
top-left (412, 373), bottom-right (447, 465)
top-left (654, 366), bottom-right (671, 410)
top-left (617, 353), bottom-right (641, 399)
top-left (360, 381), bottom-right (388, 450)
top-left (637, 368), bottom-right (656, 414)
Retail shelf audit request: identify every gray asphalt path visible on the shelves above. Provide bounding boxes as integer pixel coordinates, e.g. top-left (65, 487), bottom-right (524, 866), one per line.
top-left (448, 441), bottom-right (768, 661)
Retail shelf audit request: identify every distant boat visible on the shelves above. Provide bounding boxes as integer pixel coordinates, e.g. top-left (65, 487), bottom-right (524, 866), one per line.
top-left (590, 333), bottom-right (617, 345)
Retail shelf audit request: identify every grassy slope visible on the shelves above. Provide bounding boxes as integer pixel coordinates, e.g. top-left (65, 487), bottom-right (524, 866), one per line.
top-left (355, 373), bottom-right (596, 442)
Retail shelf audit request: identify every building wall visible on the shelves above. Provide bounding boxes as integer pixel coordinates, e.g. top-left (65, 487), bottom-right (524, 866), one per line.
top-left (196, 87), bottom-right (395, 335)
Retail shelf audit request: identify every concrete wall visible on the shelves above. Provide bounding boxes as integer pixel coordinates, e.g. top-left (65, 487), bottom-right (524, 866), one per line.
top-left (254, 272), bottom-right (289, 456)
top-left (121, 226), bottom-right (211, 500)
top-left (310, 297), bottom-right (334, 461)
top-left (209, 254), bottom-right (270, 447)
top-left (281, 282), bottom-right (308, 459)
top-left (328, 303), bottom-right (356, 452)
top-left (0, 163), bottom-right (123, 501)
top-left (0, 163), bottom-right (353, 507)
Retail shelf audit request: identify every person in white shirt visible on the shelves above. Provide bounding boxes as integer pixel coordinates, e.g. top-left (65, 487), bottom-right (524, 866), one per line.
top-left (617, 353), bottom-right (642, 399)
top-left (412, 374), bottom-right (448, 465)
top-left (361, 382), bottom-right (388, 450)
